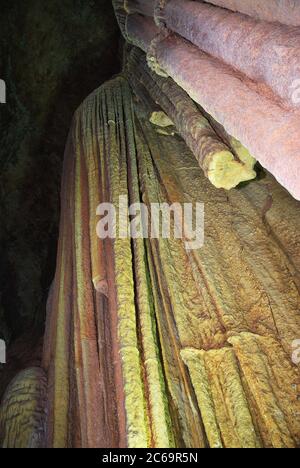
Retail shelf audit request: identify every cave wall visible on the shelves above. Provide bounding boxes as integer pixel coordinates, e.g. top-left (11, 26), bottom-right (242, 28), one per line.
top-left (0, 0), bottom-right (120, 349)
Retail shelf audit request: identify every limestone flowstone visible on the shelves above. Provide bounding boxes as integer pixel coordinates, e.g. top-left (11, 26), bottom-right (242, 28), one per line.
top-left (33, 73), bottom-right (300, 448)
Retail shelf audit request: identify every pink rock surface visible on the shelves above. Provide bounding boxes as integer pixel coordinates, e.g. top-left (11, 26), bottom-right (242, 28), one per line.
top-left (117, 8), bottom-right (300, 200)
top-left (162, 0), bottom-right (300, 109)
top-left (126, 13), bottom-right (159, 51)
top-left (202, 0), bottom-right (300, 27)
top-left (154, 33), bottom-right (300, 200)
top-left (125, 0), bottom-right (155, 16)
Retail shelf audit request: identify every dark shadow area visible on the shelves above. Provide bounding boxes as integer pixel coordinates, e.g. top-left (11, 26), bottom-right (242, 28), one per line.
top-left (0, 0), bottom-right (120, 396)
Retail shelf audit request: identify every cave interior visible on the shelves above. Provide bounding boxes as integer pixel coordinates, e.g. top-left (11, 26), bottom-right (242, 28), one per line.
top-left (0, 0), bottom-right (300, 449)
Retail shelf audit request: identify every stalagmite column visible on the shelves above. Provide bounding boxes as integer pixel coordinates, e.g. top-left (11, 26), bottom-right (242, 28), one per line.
top-left (42, 77), bottom-right (185, 448)
top-left (1, 2), bottom-right (300, 450)
top-left (200, 0), bottom-right (300, 27)
top-left (127, 47), bottom-right (256, 189)
top-left (0, 368), bottom-right (47, 448)
top-left (22, 70), bottom-right (299, 448)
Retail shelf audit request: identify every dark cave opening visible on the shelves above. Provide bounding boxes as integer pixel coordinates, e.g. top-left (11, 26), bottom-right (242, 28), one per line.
top-left (0, 0), bottom-right (121, 396)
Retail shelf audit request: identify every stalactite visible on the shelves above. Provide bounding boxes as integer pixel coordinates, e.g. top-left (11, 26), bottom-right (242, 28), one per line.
top-left (116, 9), bottom-right (300, 201)
top-left (124, 0), bottom-right (154, 16)
top-left (155, 0), bottom-right (300, 109)
top-left (200, 0), bottom-right (300, 27)
top-left (127, 47), bottom-right (256, 190)
top-left (196, 105), bottom-right (257, 172)
top-left (113, 2), bottom-right (300, 200)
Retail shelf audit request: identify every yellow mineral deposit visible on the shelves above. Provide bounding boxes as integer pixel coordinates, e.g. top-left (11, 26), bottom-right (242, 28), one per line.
top-left (149, 110), bottom-right (174, 128)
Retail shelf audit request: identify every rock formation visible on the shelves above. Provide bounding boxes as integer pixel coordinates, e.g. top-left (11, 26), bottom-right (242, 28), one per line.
top-left (114, 1), bottom-right (300, 201)
top-left (20, 74), bottom-right (298, 448)
top-left (125, 0), bottom-right (300, 26)
top-left (0, 0), bottom-right (120, 363)
top-left (201, 0), bottom-right (300, 26)
top-left (161, 0), bottom-right (300, 109)
top-left (1, 0), bottom-right (300, 449)
top-left (127, 47), bottom-right (256, 189)
top-left (0, 368), bottom-right (47, 448)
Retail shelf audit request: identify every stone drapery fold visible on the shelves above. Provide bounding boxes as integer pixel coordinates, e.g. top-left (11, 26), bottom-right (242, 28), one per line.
top-left (39, 75), bottom-right (300, 448)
